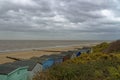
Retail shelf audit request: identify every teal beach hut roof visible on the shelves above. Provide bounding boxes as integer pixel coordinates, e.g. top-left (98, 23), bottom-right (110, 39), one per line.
top-left (0, 64), bottom-right (21, 75)
top-left (9, 60), bottom-right (37, 71)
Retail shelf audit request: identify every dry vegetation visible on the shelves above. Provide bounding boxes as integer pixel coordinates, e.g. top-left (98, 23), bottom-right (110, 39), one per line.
top-left (34, 40), bottom-right (120, 80)
top-left (105, 40), bottom-right (120, 53)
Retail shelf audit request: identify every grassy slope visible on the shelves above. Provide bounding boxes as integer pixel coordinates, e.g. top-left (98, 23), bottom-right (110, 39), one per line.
top-left (34, 41), bottom-right (120, 80)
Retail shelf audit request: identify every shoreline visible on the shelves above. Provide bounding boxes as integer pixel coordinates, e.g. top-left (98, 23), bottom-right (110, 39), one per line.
top-left (0, 42), bottom-right (99, 54)
top-left (0, 42), bottom-right (100, 64)
top-left (0, 44), bottom-right (80, 53)
top-left (0, 40), bottom-right (109, 53)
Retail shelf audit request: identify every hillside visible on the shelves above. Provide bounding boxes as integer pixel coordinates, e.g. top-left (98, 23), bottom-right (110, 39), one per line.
top-left (105, 40), bottom-right (120, 53)
top-left (34, 40), bottom-right (120, 80)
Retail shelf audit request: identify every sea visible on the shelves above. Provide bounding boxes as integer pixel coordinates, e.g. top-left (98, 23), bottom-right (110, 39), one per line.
top-left (0, 40), bottom-right (109, 53)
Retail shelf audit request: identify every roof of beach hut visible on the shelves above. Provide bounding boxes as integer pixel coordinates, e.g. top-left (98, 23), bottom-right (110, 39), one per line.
top-left (0, 64), bottom-right (27, 75)
top-left (0, 64), bottom-right (19, 75)
top-left (76, 47), bottom-right (91, 51)
top-left (34, 55), bottom-right (55, 65)
top-left (8, 60), bottom-right (38, 71)
top-left (59, 51), bottom-right (72, 61)
top-left (79, 49), bottom-right (89, 53)
top-left (58, 52), bottom-right (68, 57)
top-left (68, 50), bottom-right (79, 54)
top-left (48, 54), bottom-right (64, 58)
top-left (82, 47), bottom-right (91, 49)
top-left (60, 50), bottom-right (78, 56)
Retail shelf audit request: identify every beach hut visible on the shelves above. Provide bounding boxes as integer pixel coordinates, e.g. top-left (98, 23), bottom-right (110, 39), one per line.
top-left (79, 47), bottom-right (92, 53)
top-left (10, 60), bottom-right (42, 80)
top-left (59, 51), bottom-right (71, 61)
top-left (0, 64), bottom-right (28, 80)
top-left (54, 57), bottom-right (63, 64)
top-left (42, 58), bottom-right (54, 70)
top-left (60, 50), bottom-right (78, 60)
top-left (75, 49), bottom-right (89, 57)
top-left (66, 50), bottom-right (77, 59)
top-left (35, 55), bottom-right (55, 70)
top-left (47, 54), bottom-right (63, 64)
top-left (76, 51), bottom-right (82, 57)
top-left (79, 48), bottom-right (91, 54)
top-left (83, 47), bottom-right (93, 53)
top-left (75, 47), bottom-right (92, 57)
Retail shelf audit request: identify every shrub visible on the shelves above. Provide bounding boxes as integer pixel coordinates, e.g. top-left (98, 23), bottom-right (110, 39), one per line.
top-left (92, 42), bottom-right (109, 53)
top-left (34, 53), bottom-right (120, 80)
top-left (34, 41), bottom-right (120, 80)
top-left (104, 40), bottom-right (120, 53)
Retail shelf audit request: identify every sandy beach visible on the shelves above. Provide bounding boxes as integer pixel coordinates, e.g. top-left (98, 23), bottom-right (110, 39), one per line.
top-left (0, 43), bottom-right (98, 64)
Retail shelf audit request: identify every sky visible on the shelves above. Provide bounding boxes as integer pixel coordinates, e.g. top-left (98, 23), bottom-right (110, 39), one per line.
top-left (0, 0), bottom-right (120, 40)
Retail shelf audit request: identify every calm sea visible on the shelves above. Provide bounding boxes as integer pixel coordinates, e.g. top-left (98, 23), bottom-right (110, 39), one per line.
top-left (0, 40), bottom-right (107, 52)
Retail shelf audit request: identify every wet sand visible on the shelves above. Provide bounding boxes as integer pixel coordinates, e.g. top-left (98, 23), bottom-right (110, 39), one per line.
top-left (0, 43), bottom-right (98, 64)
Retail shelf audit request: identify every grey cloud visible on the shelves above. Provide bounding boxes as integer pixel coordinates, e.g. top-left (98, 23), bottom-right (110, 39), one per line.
top-left (0, 0), bottom-right (120, 40)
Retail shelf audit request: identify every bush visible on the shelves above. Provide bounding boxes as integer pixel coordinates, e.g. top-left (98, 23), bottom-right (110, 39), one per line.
top-left (92, 42), bottom-right (109, 53)
top-left (104, 40), bottom-right (120, 53)
top-left (34, 53), bottom-right (120, 80)
top-left (34, 41), bottom-right (120, 80)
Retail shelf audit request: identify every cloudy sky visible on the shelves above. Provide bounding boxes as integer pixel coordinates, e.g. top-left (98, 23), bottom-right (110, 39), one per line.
top-left (0, 0), bottom-right (120, 40)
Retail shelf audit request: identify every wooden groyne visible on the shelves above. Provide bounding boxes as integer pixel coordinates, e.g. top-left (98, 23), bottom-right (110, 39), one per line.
top-left (6, 56), bottom-right (23, 61)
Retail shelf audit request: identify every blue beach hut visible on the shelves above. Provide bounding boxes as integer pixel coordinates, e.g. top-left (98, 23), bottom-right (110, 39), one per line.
top-left (54, 57), bottom-right (63, 64)
top-left (42, 58), bottom-right (54, 70)
top-left (76, 49), bottom-right (89, 57)
top-left (46, 54), bottom-right (63, 64)
top-left (37, 55), bottom-right (55, 70)
top-left (76, 51), bottom-right (82, 57)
